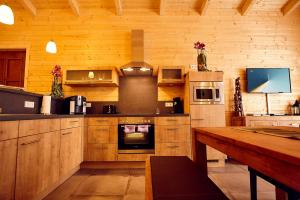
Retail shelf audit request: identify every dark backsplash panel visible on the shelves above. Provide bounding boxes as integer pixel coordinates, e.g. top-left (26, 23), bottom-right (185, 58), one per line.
top-left (86, 101), bottom-right (119, 114)
top-left (118, 76), bottom-right (158, 114)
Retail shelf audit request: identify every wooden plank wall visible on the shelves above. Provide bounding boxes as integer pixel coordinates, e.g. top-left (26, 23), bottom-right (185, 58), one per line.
top-left (0, 7), bottom-right (299, 124)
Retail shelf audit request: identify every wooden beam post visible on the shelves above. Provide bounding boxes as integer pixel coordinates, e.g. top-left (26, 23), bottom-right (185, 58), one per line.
top-left (17, 0), bottom-right (37, 16)
top-left (68, 0), bottom-right (80, 16)
top-left (198, 0), bottom-right (209, 15)
top-left (114, 0), bottom-right (123, 16)
top-left (159, 0), bottom-right (166, 15)
top-left (281, 0), bottom-right (300, 16)
top-left (238, 0), bottom-right (257, 16)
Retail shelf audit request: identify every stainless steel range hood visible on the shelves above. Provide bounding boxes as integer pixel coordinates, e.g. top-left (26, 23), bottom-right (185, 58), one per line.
top-left (121, 30), bottom-right (153, 76)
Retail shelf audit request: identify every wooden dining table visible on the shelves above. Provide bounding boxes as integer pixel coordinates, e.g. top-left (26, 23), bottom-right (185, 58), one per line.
top-left (192, 126), bottom-right (300, 200)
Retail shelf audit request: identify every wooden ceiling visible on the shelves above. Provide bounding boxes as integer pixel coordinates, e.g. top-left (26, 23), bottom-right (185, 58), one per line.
top-left (6, 0), bottom-right (300, 17)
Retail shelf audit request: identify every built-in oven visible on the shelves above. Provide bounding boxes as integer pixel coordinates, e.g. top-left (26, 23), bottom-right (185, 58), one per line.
top-left (190, 81), bottom-right (224, 105)
top-left (118, 117), bottom-right (155, 154)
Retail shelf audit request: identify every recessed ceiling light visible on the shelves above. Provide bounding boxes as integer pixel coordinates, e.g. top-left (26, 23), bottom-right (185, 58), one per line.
top-left (140, 67), bottom-right (150, 71)
top-left (123, 67), bottom-right (134, 72)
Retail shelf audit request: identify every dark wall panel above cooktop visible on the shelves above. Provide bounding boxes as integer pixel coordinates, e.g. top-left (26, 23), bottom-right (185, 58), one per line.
top-left (118, 76), bottom-right (158, 115)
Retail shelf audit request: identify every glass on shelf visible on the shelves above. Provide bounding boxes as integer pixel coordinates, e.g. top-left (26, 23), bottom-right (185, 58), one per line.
top-left (66, 70), bottom-right (112, 81)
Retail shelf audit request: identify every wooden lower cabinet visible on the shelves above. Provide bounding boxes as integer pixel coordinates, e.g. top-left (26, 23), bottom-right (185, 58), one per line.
top-left (15, 131), bottom-right (60, 200)
top-left (60, 127), bottom-right (82, 177)
top-left (156, 125), bottom-right (189, 143)
top-left (0, 139), bottom-right (17, 200)
top-left (87, 144), bottom-right (116, 161)
top-left (156, 143), bottom-right (188, 156)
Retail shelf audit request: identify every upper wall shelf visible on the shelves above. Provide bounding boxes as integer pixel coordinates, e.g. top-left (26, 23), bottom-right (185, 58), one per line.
top-left (157, 66), bottom-right (185, 86)
top-left (64, 68), bottom-right (119, 87)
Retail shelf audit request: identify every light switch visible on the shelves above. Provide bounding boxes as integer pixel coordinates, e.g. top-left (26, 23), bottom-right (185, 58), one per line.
top-left (24, 101), bottom-right (35, 108)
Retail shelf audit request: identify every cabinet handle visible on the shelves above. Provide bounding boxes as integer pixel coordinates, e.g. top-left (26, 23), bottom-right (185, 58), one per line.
top-left (102, 146), bottom-right (108, 150)
top-left (96, 129), bottom-right (109, 132)
top-left (62, 131), bottom-right (72, 135)
top-left (21, 139), bottom-right (40, 146)
top-left (166, 119), bottom-right (177, 122)
top-left (69, 120), bottom-right (79, 123)
top-left (168, 145), bottom-right (179, 149)
top-left (194, 119), bottom-right (204, 121)
top-left (96, 120), bottom-right (108, 122)
top-left (166, 128), bottom-right (178, 131)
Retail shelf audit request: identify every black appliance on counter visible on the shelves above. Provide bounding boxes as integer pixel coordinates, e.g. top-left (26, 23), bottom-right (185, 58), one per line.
top-left (103, 104), bottom-right (117, 114)
top-left (118, 117), bottom-right (155, 154)
top-left (64, 96), bottom-right (86, 114)
top-left (173, 97), bottom-right (183, 113)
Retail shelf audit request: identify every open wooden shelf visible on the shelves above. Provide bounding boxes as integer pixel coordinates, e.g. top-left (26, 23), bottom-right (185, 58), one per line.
top-left (64, 68), bottom-right (119, 87)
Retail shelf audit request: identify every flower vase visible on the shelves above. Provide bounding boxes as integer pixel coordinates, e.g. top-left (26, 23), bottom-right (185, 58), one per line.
top-left (51, 77), bottom-right (64, 98)
top-left (197, 50), bottom-right (209, 71)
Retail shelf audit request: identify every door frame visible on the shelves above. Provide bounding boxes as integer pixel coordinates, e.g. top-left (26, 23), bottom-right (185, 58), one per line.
top-left (0, 44), bottom-right (30, 90)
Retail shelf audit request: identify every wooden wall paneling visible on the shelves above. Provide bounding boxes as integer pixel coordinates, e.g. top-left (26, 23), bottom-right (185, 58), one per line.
top-left (1, 6), bottom-right (300, 124)
top-left (281, 0), bottom-right (300, 16)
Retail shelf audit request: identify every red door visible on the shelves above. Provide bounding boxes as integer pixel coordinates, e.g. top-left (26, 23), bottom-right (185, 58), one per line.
top-left (0, 50), bottom-right (26, 87)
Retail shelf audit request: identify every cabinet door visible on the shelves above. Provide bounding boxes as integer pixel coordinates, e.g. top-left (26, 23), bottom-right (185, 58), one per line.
top-left (190, 105), bottom-right (225, 127)
top-left (88, 126), bottom-right (117, 144)
top-left (156, 125), bottom-right (190, 143)
top-left (0, 139), bottom-right (17, 200)
top-left (87, 144), bottom-right (116, 161)
top-left (156, 143), bottom-right (187, 156)
top-left (60, 129), bottom-right (74, 177)
top-left (60, 127), bottom-right (82, 177)
top-left (15, 134), bottom-right (43, 200)
top-left (0, 121), bottom-right (19, 141)
top-left (41, 131), bottom-right (60, 192)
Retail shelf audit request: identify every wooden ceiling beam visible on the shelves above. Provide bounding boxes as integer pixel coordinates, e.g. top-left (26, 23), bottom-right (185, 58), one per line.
top-left (18, 0), bottom-right (37, 16)
top-left (114, 0), bottom-right (123, 16)
top-left (281, 0), bottom-right (300, 16)
top-left (68, 0), bottom-right (80, 16)
top-left (159, 0), bottom-right (166, 15)
top-left (198, 0), bottom-right (209, 15)
top-left (238, 0), bottom-right (258, 16)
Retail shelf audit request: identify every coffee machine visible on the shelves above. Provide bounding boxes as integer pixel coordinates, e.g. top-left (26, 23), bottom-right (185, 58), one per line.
top-left (173, 97), bottom-right (183, 114)
top-left (65, 96), bottom-right (86, 114)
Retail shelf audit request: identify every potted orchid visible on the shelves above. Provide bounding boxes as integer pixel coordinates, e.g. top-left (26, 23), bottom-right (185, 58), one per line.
top-left (194, 41), bottom-right (209, 71)
top-left (51, 65), bottom-right (64, 98)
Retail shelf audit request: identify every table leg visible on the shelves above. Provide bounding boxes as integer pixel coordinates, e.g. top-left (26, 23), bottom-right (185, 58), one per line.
top-left (192, 131), bottom-right (208, 175)
top-left (276, 188), bottom-right (287, 200)
top-left (249, 169), bottom-right (257, 200)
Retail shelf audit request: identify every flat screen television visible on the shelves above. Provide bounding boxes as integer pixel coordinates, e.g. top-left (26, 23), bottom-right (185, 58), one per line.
top-left (246, 68), bottom-right (291, 93)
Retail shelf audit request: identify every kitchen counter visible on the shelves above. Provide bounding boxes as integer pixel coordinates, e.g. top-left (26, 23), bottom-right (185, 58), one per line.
top-left (0, 113), bottom-right (189, 121)
top-left (85, 113), bottom-right (190, 117)
top-left (0, 114), bottom-right (84, 121)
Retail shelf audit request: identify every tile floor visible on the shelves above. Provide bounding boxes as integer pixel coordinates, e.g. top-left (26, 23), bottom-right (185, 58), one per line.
top-left (44, 161), bottom-right (275, 200)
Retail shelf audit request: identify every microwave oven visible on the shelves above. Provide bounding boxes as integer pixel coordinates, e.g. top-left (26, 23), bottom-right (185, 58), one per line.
top-left (190, 82), bottom-right (224, 105)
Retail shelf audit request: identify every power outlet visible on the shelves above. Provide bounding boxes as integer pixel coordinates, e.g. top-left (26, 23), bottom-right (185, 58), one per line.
top-left (24, 101), bottom-right (35, 108)
top-left (86, 103), bottom-right (92, 108)
top-left (165, 102), bottom-right (173, 107)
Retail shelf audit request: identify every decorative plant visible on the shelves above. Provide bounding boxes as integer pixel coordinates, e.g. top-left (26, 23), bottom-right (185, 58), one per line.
top-left (51, 65), bottom-right (64, 98)
top-left (194, 41), bottom-right (209, 71)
